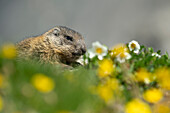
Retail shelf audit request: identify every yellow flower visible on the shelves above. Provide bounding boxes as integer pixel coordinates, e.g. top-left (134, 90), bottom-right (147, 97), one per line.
top-left (13, 112), bottom-right (23, 113)
top-left (0, 74), bottom-right (3, 88)
top-left (98, 59), bottom-right (114, 78)
top-left (143, 88), bottom-right (163, 104)
top-left (1, 43), bottom-right (17, 59)
top-left (125, 98), bottom-right (151, 113)
top-left (0, 96), bottom-right (3, 112)
top-left (153, 103), bottom-right (170, 113)
top-left (31, 73), bottom-right (55, 93)
top-left (135, 68), bottom-right (152, 84)
top-left (105, 78), bottom-right (119, 91)
top-left (155, 67), bottom-right (170, 90)
top-left (110, 44), bottom-right (129, 57)
top-left (57, 111), bottom-right (72, 113)
top-left (97, 84), bottom-right (113, 103)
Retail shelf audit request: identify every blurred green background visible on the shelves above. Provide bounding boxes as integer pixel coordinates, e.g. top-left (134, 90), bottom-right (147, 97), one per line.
top-left (0, 0), bottom-right (170, 53)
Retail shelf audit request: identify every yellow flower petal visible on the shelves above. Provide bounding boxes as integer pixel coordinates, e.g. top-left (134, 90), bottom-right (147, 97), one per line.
top-left (57, 111), bottom-right (72, 113)
top-left (135, 68), bottom-right (152, 83)
top-left (97, 85), bottom-right (113, 103)
top-left (153, 103), bottom-right (170, 113)
top-left (98, 59), bottom-right (114, 78)
top-left (125, 98), bottom-right (151, 113)
top-left (0, 96), bottom-right (3, 112)
top-left (105, 78), bottom-right (119, 91)
top-left (143, 88), bottom-right (163, 104)
top-left (1, 43), bottom-right (17, 59)
top-left (0, 74), bottom-right (3, 88)
top-left (111, 44), bottom-right (129, 57)
top-left (155, 67), bottom-right (170, 90)
top-left (31, 73), bottom-right (55, 93)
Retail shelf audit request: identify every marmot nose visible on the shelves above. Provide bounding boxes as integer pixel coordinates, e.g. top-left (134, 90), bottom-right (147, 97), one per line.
top-left (81, 48), bottom-right (86, 54)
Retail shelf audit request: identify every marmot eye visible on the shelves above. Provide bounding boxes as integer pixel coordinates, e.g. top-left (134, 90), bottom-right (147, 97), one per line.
top-left (65, 36), bottom-right (73, 41)
top-left (53, 29), bottom-right (60, 36)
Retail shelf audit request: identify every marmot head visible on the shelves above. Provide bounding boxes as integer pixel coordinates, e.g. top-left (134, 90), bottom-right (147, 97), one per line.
top-left (44, 26), bottom-right (86, 64)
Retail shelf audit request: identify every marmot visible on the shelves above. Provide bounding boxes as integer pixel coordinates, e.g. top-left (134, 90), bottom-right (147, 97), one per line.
top-left (16, 26), bottom-right (86, 66)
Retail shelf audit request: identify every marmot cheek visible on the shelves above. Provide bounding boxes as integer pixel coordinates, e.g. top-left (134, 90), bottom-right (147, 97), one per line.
top-left (73, 48), bottom-right (86, 56)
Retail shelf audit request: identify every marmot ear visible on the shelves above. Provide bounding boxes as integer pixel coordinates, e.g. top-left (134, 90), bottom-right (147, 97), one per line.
top-left (53, 28), bottom-right (60, 36)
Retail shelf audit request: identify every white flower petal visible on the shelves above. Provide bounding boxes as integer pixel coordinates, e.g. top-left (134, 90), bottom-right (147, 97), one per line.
top-left (92, 41), bottom-right (102, 47)
top-left (89, 52), bottom-right (96, 58)
top-left (152, 53), bottom-right (161, 58)
top-left (98, 55), bottom-right (104, 60)
top-left (133, 49), bottom-right (139, 54)
top-left (117, 57), bottom-right (125, 63)
top-left (125, 52), bottom-right (132, 59)
top-left (85, 59), bottom-right (89, 64)
top-left (76, 56), bottom-right (89, 65)
top-left (102, 46), bottom-right (108, 51)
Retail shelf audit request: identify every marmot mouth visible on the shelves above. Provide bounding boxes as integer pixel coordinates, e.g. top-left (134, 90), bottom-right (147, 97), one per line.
top-left (72, 52), bottom-right (82, 56)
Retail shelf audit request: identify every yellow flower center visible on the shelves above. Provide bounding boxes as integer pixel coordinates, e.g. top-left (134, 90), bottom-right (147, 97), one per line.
top-left (131, 43), bottom-right (136, 49)
top-left (119, 52), bottom-right (126, 58)
top-left (96, 47), bottom-right (103, 54)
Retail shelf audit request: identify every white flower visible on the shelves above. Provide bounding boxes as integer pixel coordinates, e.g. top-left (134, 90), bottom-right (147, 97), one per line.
top-left (87, 41), bottom-right (107, 60)
top-left (76, 56), bottom-right (88, 65)
top-left (116, 52), bottom-right (131, 63)
top-left (152, 53), bottom-right (161, 58)
top-left (144, 78), bottom-right (150, 84)
top-left (128, 40), bottom-right (140, 54)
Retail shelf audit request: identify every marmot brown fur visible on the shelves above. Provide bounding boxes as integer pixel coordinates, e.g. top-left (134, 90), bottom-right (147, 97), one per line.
top-left (16, 26), bottom-right (86, 66)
